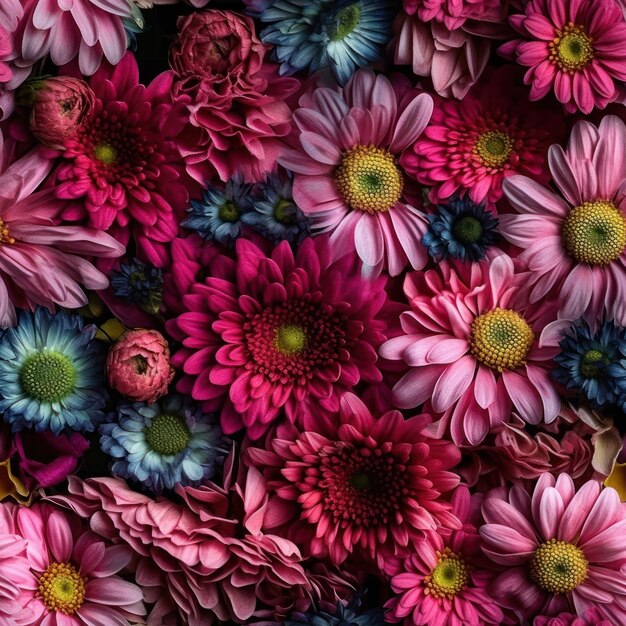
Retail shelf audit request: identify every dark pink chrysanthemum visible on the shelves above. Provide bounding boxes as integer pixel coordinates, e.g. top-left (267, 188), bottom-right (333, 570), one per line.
top-left (166, 237), bottom-right (395, 439)
top-left (54, 53), bottom-right (192, 268)
top-left (404, 0), bottom-right (503, 30)
top-left (246, 393), bottom-right (461, 566)
top-left (402, 68), bottom-right (564, 204)
top-left (499, 0), bottom-right (626, 114)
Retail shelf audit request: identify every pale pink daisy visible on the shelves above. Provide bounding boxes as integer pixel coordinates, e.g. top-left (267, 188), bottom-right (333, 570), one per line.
top-left (481, 473), bottom-right (626, 622)
top-left (380, 254), bottom-right (561, 446)
top-left (500, 115), bottom-right (626, 325)
top-left (281, 69), bottom-right (433, 276)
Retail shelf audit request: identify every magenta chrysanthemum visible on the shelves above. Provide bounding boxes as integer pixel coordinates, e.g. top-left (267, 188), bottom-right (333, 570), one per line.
top-left (499, 0), bottom-right (626, 114)
top-left (281, 69), bottom-right (433, 276)
top-left (166, 237), bottom-right (394, 439)
top-left (500, 115), bottom-right (626, 325)
top-left (481, 474), bottom-right (626, 623)
top-left (380, 255), bottom-right (561, 446)
top-left (404, 0), bottom-right (503, 30)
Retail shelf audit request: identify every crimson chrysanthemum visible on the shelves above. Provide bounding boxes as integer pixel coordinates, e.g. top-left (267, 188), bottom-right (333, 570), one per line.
top-left (246, 393), bottom-right (461, 566)
top-left (166, 237), bottom-right (395, 439)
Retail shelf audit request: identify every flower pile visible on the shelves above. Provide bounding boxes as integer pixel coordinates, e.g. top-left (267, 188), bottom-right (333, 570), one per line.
top-left (1, 1), bottom-right (626, 625)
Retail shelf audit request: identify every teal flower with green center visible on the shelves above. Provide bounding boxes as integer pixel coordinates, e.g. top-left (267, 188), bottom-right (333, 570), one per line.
top-left (0, 308), bottom-right (107, 435)
top-left (100, 395), bottom-right (228, 493)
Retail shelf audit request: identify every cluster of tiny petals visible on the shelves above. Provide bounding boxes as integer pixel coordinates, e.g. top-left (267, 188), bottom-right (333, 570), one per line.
top-left (20, 351), bottom-right (77, 403)
top-left (530, 539), bottom-right (589, 594)
top-left (470, 308), bottom-right (535, 372)
top-left (549, 23), bottom-right (595, 73)
top-left (474, 130), bottom-right (513, 168)
top-left (145, 413), bottom-right (191, 456)
top-left (335, 144), bottom-right (404, 213)
top-left (0, 217), bottom-right (15, 245)
top-left (424, 547), bottom-right (470, 600)
top-left (37, 562), bottom-right (87, 615)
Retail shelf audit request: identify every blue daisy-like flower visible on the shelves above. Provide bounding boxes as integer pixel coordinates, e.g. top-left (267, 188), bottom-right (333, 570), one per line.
top-left (182, 181), bottom-right (253, 246)
top-left (241, 176), bottom-right (310, 244)
top-left (553, 320), bottom-right (626, 408)
top-left (111, 258), bottom-right (163, 315)
top-left (100, 395), bottom-right (229, 493)
top-left (422, 197), bottom-right (500, 262)
top-left (0, 308), bottom-right (107, 435)
top-left (256, 0), bottom-right (395, 85)
top-left (607, 336), bottom-right (626, 411)
top-left (285, 596), bottom-right (385, 626)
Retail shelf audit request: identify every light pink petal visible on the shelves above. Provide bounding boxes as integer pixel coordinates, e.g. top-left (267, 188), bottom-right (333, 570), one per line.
top-left (502, 370), bottom-right (543, 425)
top-left (548, 145), bottom-right (583, 206)
top-left (389, 93), bottom-right (433, 153)
top-left (85, 577), bottom-right (143, 605)
top-left (354, 213), bottom-right (384, 267)
top-left (300, 131), bottom-right (342, 165)
top-left (392, 365), bottom-right (446, 409)
top-left (431, 355), bottom-right (476, 413)
top-left (46, 510), bottom-right (73, 563)
top-left (502, 175), bottom-right (570, 216)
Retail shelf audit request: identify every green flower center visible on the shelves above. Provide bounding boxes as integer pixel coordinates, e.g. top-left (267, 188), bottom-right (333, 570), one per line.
top-left (20, 351), bottom-right (77, 403)
top-left (38, 562), bottom-right (86, 614)
top-left (93, 143), bottom-right (117, 164)
top-left (562, 201), bottom-right (626, 265)
top-left (550, 23), bottom-right (594, 71)
top-left (453, 216), bottom-right (483, 243)
top-left (530, 539), bottom-right (588, 594)
top-left (580, 349), bottom-right (608, 378)
top-left (274, 199), bottom-right (297, 225)
top-left (274, 325), bottom-right (307, 355)
top-left (470, 308), bottom-right (535, 372)
top-left (424, 548), bottom-right (469, 599)
top-left (350, 472), bottom-right (371, 490)
top-left (475, 130), bottom-right (513, 168)
top-left (144, 414), bottom-right (191, 456)
top-left (219, 200), bottom-right (239, 222)
top-left (330, 3), bottom-right (362, 41)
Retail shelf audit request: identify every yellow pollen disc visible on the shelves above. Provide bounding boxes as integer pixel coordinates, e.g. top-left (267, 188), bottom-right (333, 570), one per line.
top-left (562, 200), bottom-right (626, 265)
top-left (275, 324), bottom-right (307, 355)
top-left (470, 308), bottom-right (535, 372)
top-left (0, 218), bottom-right (14, 245)
top-left (94, 143), bottom-right (118, 164)
top-left (37, 562), bottom-right (87, 614)
top-left (424, 548), bottom-right (469, 600)
top-left (474, 130), bottom-right (513, 168)
top-left (335, 144), bottom-right (403, 213)
top-left (530, 539), bottom-right (588, 594)
top-left (549, 22), bottom-right (594, 72)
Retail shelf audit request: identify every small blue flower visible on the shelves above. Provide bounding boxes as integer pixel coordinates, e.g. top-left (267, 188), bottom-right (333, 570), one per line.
top-left (607, 336), bottom-right (626, 411)
top-left (553, 320), bottom-right (626, 408)
top-left (182, 181), bottom-right (253, 246)
top-left (285, 596), bottom-right (385, 626)
top-left (0, 308), bottom-right (107, 434)
top-left (256, 0), bottom-right (395, 85)
top-left (241, 176), bottom-right (310, 244)
top-left (111, 258), bottom-right (163, 315)
top-left (100, 395), bottom-right (229, 493)
top-left (422, 197), bottom-right (500, 262)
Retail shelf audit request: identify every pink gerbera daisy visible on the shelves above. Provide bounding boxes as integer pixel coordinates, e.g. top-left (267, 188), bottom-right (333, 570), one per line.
top-left (500, 115), bottom-right (626, 325)
top-left (480, 473), bottom-right (626, 622)
top-left (499, 0), bottom-right (626, 114)
top-left (166, 237), bottom-right (394, 439)
top-left (380, 254), bottom-right (561, 446)
top-left (281, 69), bottom-right (433, 276)
top-left (246, 392), bottom-right (461, 566)
top-left (403, 68), bottom-right (564, 205)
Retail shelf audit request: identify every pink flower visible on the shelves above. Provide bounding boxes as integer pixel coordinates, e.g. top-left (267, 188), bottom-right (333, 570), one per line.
top-left (480, 474), bottom-right (626, 621)
top-left (500, 115), bottom-right (626, 325)
top-left (0, 0), bottom-right (29, 120)
top-left (281, 69), bottom-right (433, 275)
top-left (0, 501), bottom-right (145, 626)
top-left (246, 393), bottom-right (461, 566)
top-left (402, 67), bottom-right (564, 205)
top-left (404, 0), bottom-right (505, 30)
top-left (166, 237), bottom-right (394, 439)
top-left (380, 255), bottom-right (561, 446)
top-left (106, 329), bottom-right (174, 403)
top-left (534, 608), bottom-right (613, 626)
top-left (499, 0), bottom-right (626, 114)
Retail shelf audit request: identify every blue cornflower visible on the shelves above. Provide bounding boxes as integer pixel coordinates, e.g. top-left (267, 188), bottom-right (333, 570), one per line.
top-left (553, 320), bottom-right (626, 408)
top-left (241, 176), bottom-right (310, 244)
top-left (111, 258), bottom-right (163, 315)
top-left (285, 596), bottom-right (385, 626)
top-left (422, 197), bottom-right (500, 262)
top-left (0, 308), bottom-right (107, 434)
top-left (182, 181), bottom-right (253, 246)
top-left (256, 0), bottom-right (395, 85)
top-left (100, 395), bottom-right (229, 493)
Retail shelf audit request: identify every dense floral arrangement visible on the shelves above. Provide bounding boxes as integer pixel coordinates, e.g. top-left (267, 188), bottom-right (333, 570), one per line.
top-left (2, 0), bottom-right (626, 624)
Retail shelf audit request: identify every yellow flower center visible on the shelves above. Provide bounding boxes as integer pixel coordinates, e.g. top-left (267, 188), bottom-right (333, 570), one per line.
top-left (549, 23), bottom-right (594, 72)
top-left (474, 131), bottom-right (513, 168)
top-left (38, 562), bottom-right (86, 614)
top-left (93, 143), bottom-right (118, 164)
top-left (424, 548), bottom-right (469, 600)
top-left (274, 324), bottom-right (307, 355)
top-left (470, 308), bottom-right (535, 372)
top-left (530, 539), bottom-right (588, 594)
top-left (562, 201), bottom-right (626, 265)
top-left (20, 351), bottom-right (77, 403)
top-left (0, 218), bottom-right (14, 245)
top-left (335, 145), bottom-right (403, 213)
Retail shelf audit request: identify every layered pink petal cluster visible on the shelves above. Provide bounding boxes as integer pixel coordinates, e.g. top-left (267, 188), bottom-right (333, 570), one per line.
top-left (0, 0), bottom-right (28, 120)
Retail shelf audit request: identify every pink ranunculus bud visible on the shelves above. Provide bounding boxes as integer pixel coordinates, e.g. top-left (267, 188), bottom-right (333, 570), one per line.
top-left (106, 329), bottom-right (175, 403)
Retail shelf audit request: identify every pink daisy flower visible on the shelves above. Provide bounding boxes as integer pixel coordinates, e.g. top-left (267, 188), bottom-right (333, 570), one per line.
top-left (404, 0), bottom-right (505, 31)
top-left (380, 254), bottom-right (561, 446)
top-left (480, 473), bottom-right (626, 622)
top-left (281, 69), bottom-right (433, 276)
top-left (499, 0), bottom-right (626, 114)
top-left (54, 53), bottom-right (191, 268)
top-left (402, 68), bottom-right (564, 205)
top-left (384, 487), bottom-right (506, 626)
top-left (500, 115), bottom-right (626, 325)
top-left (246, 392), bottom-right (461, 566)
top-left (166, 237), bottom-right (394, 439)
top-left (0, 501), bottom-right (145, 625)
